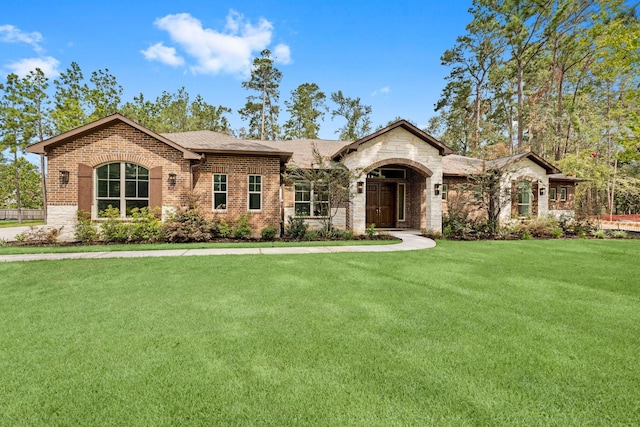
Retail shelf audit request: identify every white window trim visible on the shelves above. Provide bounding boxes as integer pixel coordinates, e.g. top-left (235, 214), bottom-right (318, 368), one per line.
top-left (293, 181), bottom-right (330, 218)
top-left (94, 162), bottom-right (149, 219)
top-left (248, 174), bottom-right (262, 211)
top-left (397, 183), bottom-right (406, 222)
top-left (441, 183), bottom-right (448, 201)
top-left (549, 187), bottom-right (557, 201)
top-left (560, 187), bottom-right (567, 201)
top-left (212, 173), bottom-right (228, 211)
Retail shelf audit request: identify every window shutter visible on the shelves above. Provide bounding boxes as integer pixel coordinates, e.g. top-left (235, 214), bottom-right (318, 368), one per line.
top-left (149, 166), bottom-right (163, 216)
top-left (78, 164), bottom-right (93, 214)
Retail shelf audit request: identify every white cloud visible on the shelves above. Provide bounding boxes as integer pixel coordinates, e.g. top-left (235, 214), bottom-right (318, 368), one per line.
top-left (141, 42), bottom-right (185, 66)
top-left (5, 56), bottom-right (60, 77)
top-left (273, 43), bottom-right (292, 64)
top-left (147, 11), bottom-right (291, 76)
top-left (0, 24), bottom-right (44, 52)
top-left (372, 86), bottom-right (391, 97)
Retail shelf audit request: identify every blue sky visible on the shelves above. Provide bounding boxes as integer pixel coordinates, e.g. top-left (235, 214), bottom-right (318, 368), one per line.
top-left (2, 0), bottom-right (473, 139)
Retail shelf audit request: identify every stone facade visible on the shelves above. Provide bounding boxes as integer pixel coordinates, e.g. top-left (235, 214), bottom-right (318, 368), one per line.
top-left (341, 127), bottom-right (445, 234)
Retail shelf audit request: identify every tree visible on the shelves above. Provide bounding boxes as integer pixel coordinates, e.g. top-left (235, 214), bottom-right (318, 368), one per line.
top-left (238, 49), bottom-right (282, 140)
top-left (23, 68), bottom-right (51, 221)
top-left (283, 83), bottom-right (328, 139)
top-left (86, 68), bottom-right (123, 121)
top-left (330, 91), bottom-right (372, 141)
top-left (51, 62), bottom-right (88, 133)
top-left (189, 94), bottom-right (232, 133)
top-left (283, 145), bottom-right (362, 234)
top-left (0, 73), bottom-right (37, 223)
top-left (0, 157), bottom-right (42, 209)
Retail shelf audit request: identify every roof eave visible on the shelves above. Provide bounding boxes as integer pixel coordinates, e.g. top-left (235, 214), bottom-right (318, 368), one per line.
top-left (26, 113), bottom-right (202, 160)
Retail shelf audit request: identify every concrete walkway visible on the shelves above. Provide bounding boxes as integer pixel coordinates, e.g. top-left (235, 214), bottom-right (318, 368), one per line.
top-left (0, 231), bottom-right (435, 263)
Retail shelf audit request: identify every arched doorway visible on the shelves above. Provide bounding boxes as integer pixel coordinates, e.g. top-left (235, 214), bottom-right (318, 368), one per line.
top-left (364, 159), bottom-right (432, 229)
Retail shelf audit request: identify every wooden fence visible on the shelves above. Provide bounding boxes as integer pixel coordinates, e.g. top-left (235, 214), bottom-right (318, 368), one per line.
top-left (0, 209), bottom-right (45, 220)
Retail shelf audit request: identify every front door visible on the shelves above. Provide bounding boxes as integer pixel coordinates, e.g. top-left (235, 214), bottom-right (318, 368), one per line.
top-left (366, 181), bottom-right (396, 228)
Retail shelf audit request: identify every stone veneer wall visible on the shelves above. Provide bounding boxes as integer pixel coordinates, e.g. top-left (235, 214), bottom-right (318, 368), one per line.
top-left (342, 127), bottom-right (443, 234)
top-left (499, 160), bottom-right (549, 224)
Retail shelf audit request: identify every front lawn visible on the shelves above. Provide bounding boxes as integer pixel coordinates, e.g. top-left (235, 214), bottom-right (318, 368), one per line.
top-left (1, 240), bottom-right (638, 425)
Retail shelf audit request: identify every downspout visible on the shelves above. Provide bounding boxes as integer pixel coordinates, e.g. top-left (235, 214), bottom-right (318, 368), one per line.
top-left (189, 155), bottom-right (205, 191)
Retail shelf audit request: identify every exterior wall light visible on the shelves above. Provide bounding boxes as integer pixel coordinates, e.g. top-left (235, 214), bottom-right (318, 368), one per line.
top-left (357, 181), bottom-right (364, 194)
top-left (59, 170), bottom-right (70, 185)
top-left (168, 173), bottom-right (177, 186)
top-left (539, 187), bottom-right (546, 196)
top-left (434, 183), bottom-right (441, 195)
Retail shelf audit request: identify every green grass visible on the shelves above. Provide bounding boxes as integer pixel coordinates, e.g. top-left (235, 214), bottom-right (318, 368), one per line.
top-left (0, 238), bottom-right (398, 255)
top-left (1, 240), bottom-right (639, 425)
top-left (0, 219), bottom-right (43, 228)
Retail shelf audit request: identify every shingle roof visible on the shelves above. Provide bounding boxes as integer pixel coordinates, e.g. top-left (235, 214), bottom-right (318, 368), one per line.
top-left (27, 113), bottom-right (202, 160)
top-left (161, 130), bottom-right (293, 162)
top-left (260, 139), bottom-right (351, 168)
top-left (443, 152), bottom-right (561, 176)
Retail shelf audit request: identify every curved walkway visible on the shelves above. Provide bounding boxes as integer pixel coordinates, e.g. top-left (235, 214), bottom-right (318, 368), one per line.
top-left (0, 231), bottom-right (435, 263)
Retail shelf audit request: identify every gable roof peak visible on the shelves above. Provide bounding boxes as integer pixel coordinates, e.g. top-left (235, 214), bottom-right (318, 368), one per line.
top-left (335, 118), bottom-right (454, 158)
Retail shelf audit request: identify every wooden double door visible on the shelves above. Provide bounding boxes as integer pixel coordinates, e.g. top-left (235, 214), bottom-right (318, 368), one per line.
top-left (366, 181), bottom-right (396, 228)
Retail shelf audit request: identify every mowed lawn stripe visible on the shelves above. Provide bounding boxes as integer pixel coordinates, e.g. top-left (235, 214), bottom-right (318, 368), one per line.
top-left (1, 240), bottom-right (639, 425)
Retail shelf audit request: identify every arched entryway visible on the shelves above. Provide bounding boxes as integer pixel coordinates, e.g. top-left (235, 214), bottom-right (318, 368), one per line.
top-left (364, 159), bottom-right (432, 229)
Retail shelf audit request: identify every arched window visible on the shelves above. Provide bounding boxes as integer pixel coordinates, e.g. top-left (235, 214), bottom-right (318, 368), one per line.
top-left (95, 163), bottom-right (149, 217)
top-left (517, 180), bottom-right (532, 217)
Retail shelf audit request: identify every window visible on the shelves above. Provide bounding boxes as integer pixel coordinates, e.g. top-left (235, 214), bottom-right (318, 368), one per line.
top-left (549, 187), bottom-right (557, 201)
top-left (248, 175), bottom-right (262, 210)
top-left (294, 182), bottom-right (311, 216)
top-left (560, 187), bottom-right (567, 201)
top-left (517, 180), bottom-right (532, 217)
top-left (213, 174), bottom-right (227, 210)
top-left (398, 183), bottom-right (406, 221)
top-left (441, 183), bottom-right (448, 200)
top-left (294, 181), bottom-right (330, 217)
top-left (366, 168), bottom-right (406, 180)
top-left (96, 162), bottom-right (149, 218)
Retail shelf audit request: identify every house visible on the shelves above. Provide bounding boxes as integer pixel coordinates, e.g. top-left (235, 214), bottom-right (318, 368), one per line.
top-left (442, 153), bottom-right (581, 223)
top-left (27, 113), bottom-right (579, 240)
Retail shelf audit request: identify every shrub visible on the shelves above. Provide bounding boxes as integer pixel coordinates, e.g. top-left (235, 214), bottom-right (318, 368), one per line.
top-left (162, 208), bottom-right (213, 243)
top-left (99, 206), bottom-right (129, 243)
top-left (365, 223), bottom-right (377, 238)
top-left (515, 216), bottom-right (559, 239)
top-left (216, 219), bottom-right (231, 238)
top-left (285, 216), bottom-right (308, 240)
top-left (15, 226), bottom-right (63, 245)
top-left (304, 230), bottom-right (318, 241)
top-left (260, 224), bottom-right (277, 241)
top-left (591, 229), bottom-right (606, 239)
top-left (609, 230), bottom-right (629, 239)
top-left (232, 214), bottom-right (253, 239)
top-left (128, 207), bottom-right (163, 242)
top-left (75, 210), bottom-right (98, 243)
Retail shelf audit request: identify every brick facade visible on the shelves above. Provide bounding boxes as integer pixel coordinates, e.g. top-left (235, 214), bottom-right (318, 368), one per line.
top-left (193, 154), bottom-right (282, 234)
top-left (47, 122), bottom-right (188, 210)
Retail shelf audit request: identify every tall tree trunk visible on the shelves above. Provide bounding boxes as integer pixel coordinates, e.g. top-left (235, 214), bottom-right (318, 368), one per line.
top-left (517, 61), bottom-right (525, 153)
top-left (13, 150), bottom-right (23, 224)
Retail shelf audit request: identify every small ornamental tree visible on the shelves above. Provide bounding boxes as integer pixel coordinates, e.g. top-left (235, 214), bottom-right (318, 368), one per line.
top-left (283, 145), bottom-right (362, 235)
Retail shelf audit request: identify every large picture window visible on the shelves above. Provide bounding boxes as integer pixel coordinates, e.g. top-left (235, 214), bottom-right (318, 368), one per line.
top-left (213, 174), bottom-right (227, 210)
top-left (96, 162), bottom-right (149, 217)
top-left (294, 182), bottom-right (329, 217)
top-left (248, 175), bottom-right (262, 210)
top-left (517, 180), bottom-right (532, 217)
